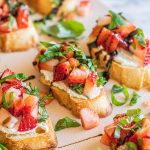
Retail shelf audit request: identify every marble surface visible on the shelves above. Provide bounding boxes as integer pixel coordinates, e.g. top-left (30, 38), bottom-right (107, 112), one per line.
top-left (102, 0), bottom-right (150, 36)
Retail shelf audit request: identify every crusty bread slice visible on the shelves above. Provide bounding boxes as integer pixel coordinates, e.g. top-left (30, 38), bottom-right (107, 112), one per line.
top-left (51, 86), bottom-right (112, 118)
top-left (25, 0), bottom-right (55, 15)
top-left (0, 23), bottom-right (38, 52)
top-left (109, 61), bottom-right (150, 90)
top-left (0, 119), bottom-right (57, 150)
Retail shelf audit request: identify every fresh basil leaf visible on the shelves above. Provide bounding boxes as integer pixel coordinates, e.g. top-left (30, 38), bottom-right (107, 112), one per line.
top-left (135, 28), bottom-right (146, 48)
top-left (112, 84), bottom-right (123, 93)
top-left (41, 20), bottom-right (85, 39)
top-left (122, 85), bottom-right (129, 100)
top-left (127, 108), bottom-right (141, 116)
top-left (53, 0), bottom-right (61, 5)
top-left (26, 82), bottom-right (39, 96)
top-left (70, 84), bottom-right (84, 95)
top-left (39, 41), bottom-right (56, 48)
top-left (2, 92), bottom-right (14, 109)
top-left (7, 0), bottom-right (19, 15)
top-left (0, 73), bottom-right (26, 84)
top-left (130, 92), bottom-right (141, 106)
top-left (55, 117), bottom-right (80, 131)
top-left (38, 96), bottom-right (49, 123)
top-left (125, 142), bottom-right (137, 150)
top-left (0, 143), bottom-right (8, 150)
top-left (8, 15), bottom-right (15, 31)
top-left (109, 10), bottom-right (127, 30)
top-left (114, 125), bottom-right (121, 139)
top-left (97, 72), bottom-right (107, 86)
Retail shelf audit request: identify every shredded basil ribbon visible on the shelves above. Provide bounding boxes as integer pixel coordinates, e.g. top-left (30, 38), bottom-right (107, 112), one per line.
top-left (2, 92), bottom-right (14, 109)
top-left (0, 73), bottom-right (26, 84)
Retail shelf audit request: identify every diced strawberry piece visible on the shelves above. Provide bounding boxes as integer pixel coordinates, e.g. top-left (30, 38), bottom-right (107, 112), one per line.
top-left (144, 39), bottom-right (150, 66)
top-left (62, 43), bottom-right (74, 58)
top-left (67, 68), bottom-right (87, 84)
top-left (39, 59), bottom-right (59, 72)
top-left (104, 123), bottom-right (116, 137)
top-left (65, 51), bottom-right (74, 59)
top-left (113, 22), bottom-right (136, 38)
top-left (0, 68), bottom-right (14, 79)
top-left (17, 6), bottom-right (29, 29)
top-left (18, 114), bottom-right (37, 132)
top-left (83, 71), bottom-right (98, 98)
top-left (97, 27), bottom-right (111, 46)
top-left (142, 138), bottom-right (150, 150)
top-left (68, 58), bottom-right (80, 68)
top-left (54, 61), bottom-right (71, 81)
top-left (0, 90), bottom-right (2, 104)
top-left (80, 108), bottom-right (99, 130)
top-left (100, 134), bottom-right (111, 146)
top-left (76, 0), bottom-right (91, 16)
top-left (31, 105), bottom-right (38, 119)
top-left (13, 98), bottom-right (24, 117)
top-left (105, 32), bottom-right (120, 53)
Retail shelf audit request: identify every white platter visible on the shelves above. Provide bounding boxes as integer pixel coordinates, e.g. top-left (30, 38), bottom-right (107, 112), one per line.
top-left (0, 0), bottom-right (150, 149)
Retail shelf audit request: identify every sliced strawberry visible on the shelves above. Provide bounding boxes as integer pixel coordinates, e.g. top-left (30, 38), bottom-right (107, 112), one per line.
top-left (113, 22), bottom-right (136, 38)
top-left (144, 39), bottom-right (150, 66)
top-left (39, 59), bottom-right (59, 72)
top-left (97, 27), bottom-right (111, 46)
top-left (62, 43), bottom-right (74, 58)
top-left (17, 5), bottom-right (29, 29)
top-left (83, 71), bottom-right (98, 98)
top-left (105, 32), bottom-right (120, 53)
top-left (67, 68), bottom-right (87, 84)
top-left (104, 123), bottom-right (116, 137)
top-left (54, 61), bottom-right (71, 81)
top-left (80, 108), bottom-right (99, 130)
top-left (18, 114), bottom-right (37, 132)
top-left (76, 0), bottom-right (91, 16)
top-left (13, 98), bottom-right (24, 117)
top-left (100, 133), bottom-right (111, 146)
top-left (0, 68), bottom-right (14, 79)
top-left (68, 58), bottom-right (80, 68)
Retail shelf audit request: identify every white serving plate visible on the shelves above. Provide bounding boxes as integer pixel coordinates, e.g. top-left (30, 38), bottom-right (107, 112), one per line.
top-left (0, 0), bottom-right (150, 149)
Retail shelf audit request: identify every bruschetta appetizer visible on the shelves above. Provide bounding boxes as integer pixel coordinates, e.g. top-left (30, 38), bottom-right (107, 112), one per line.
top-left (0, 69), bottom-right (57, 150)
top-left (0, 0), bottom-right (38, 52)
top-left (88, 10), bottom-right (150, 90)
top-left (25, 0), bottom-right (90, 19)
top-left (100, 108), bottom-right (150, 150)
top-left (33, 41), bottom-right (112, 118)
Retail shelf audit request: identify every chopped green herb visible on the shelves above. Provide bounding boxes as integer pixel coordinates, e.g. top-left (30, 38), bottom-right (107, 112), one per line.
top-left (8, 15), bottom-right (15, 31)
top-left (7, 0), bottom-right (19, 15)
top-left (0, 143), bottom-right (8, 150)
top-left (0, 73), bottom-right (26, 84)
top-left (129, 92), bottom-right (141, 106)
top-left (96, 72), bottom-right (107, 86)
top-left (135, 28), bottom-right (146, 47)
top-left (55, 117), bottom-right (80, 131)
top-left (41, 20), bottom-right (85, 39)
top-left (111, 85), bottom-right (129, 106)
top-left (2, 92), bottom-right (14, 109)
top-left (26, 82), bottom-right (40, 96)
top-left (127, 108), bottom-right (141, 116)
top-left (112, 84), bottom-right (123, 93)
top-left (114, 125), bottom-right (121, 138)
top-left (70, 84), bottom-right (84, 95)
top-left (125, 142), bottom-right (137, 150)
top-left (53, 0), bottom-right (61, 5)
top-left (108, 10), bottom-right (127, 30)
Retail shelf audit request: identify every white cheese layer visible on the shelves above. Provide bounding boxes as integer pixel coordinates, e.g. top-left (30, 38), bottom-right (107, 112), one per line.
top-left (40, 70), bottom-right (54, 83)
top-left (53, 81), bottom-right (88, 100)
top-left (114, 49), bottom-right (143, 67)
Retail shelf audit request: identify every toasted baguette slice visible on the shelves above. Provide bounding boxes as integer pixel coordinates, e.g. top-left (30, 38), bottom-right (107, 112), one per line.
top-left (51, 85), bottom-right (112, 118)
top-left (109, 61), bottom-right (150, 90)
top-left (0, 23), bottom-right (38, 52)
top-left (0, 119), bottom-right (57, 150)
top-left (25, 0), bottom-right (55, 15)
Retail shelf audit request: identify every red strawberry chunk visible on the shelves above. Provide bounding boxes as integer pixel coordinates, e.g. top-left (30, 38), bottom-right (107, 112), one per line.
top-left (144, 39), bottom-right (150, 66)
top-left (80, 108), bottom-right (99, 130)
top-left (97, 27), bottom-right (111, 46)
top-left (18, 114), bottom-right (37, 132)
top-left (67, 68), bottom-right (87, 84)
top-left (54, 61), bottom-right (71, 81)
top-left (0, 68), bottom-right (14, 79)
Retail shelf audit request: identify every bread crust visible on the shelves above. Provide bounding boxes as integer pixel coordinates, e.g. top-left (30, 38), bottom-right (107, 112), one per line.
top-left (0, 23), bottom-right (38, 52)
top-left (0, 119), bottom-right (57, 150)
top-left (25, 0), bottom-right (55, 15)
top-left (51, 86), bottom-right (112, 118)
top-left (109, 61), bottom-right (150, 90)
